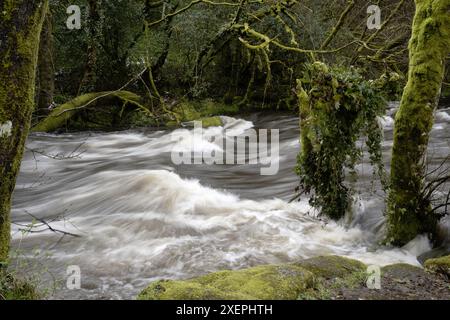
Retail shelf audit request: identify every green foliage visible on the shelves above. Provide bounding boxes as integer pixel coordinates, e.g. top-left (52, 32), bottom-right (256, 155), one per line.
top-left (52, 0), bottom-right (146, 94)
top-left (0, 269), bottom-right (40, 300)
top-left (372, 72), bottom-right (405, 101)
top-left (295, 62), bottom-right (386, 219)
top-left (0, 247), bottom-right (63, 300)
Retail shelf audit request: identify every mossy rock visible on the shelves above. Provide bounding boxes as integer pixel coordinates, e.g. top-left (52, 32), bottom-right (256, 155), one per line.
top-left (201, 99), bottom-right (239, 116)
top-left (424, 255), bottom-right (450, 277)
top-left (172, 101), bottom-right (202, 122)
top-left (138, 264), bottom-right (314, 300)
top-left (381, 263), bottom-right (424, 279)
top-left (295, 256), bottom-right (367, 279)
top-left (171, 99), bottom-right (239, 125)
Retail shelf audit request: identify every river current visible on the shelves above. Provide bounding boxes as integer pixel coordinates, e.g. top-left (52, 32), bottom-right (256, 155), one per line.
top-left (10, 102), bottom-right (450, 299)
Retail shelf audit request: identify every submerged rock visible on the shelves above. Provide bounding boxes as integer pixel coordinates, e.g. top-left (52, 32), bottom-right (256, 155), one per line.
top-left (176, 116), bottom-right (223, 129)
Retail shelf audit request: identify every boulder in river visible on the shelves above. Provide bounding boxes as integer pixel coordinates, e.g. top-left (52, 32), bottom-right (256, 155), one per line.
top-left (138, 255), bottom-right (450, 300)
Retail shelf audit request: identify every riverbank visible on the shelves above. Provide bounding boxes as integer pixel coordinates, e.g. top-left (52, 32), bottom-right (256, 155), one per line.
top-left (138, 255), bottom-right (450, 300)
top-left (0, 269), bottom-right (40, 300)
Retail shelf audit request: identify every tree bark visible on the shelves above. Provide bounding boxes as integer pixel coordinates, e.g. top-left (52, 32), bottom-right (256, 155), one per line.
top-left (37, 8), bottom-right (55, 115)
top-left (386, 0), bottom-right (450, 246)
top-left (0, 0), bottom-right (49, 262)
top-left (32, 91), bottom-right (150, 133)
top-left (78, 0), bottom-right (101, 95)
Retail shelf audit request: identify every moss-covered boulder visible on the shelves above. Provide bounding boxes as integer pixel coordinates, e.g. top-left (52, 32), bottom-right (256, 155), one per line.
top-left (138, 264), bottom-right (314, 300)
top-left (137, 255), bottom-right (450, 300)
top-left (424, 255), bottom-right (450, 277)
top-left (295, 255), bottom-right (367, 279)
top-left (198, 116), bottom-right (223, 128)
top-left (137, 256), bottom-right (367, 300)
top-left (171, 99), bottom-right (239, 124)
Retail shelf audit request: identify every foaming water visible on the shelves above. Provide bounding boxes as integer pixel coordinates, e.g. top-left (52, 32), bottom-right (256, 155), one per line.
top-left (11, 105), bottom-right (449, 299)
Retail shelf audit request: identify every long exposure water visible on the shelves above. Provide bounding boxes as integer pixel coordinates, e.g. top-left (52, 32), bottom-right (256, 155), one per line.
top-left (10, 102), bottom-right (450, 299)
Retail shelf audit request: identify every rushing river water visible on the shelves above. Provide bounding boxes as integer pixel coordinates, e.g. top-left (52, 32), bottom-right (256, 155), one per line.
top-left (10, 102), bottom-right (450, 299)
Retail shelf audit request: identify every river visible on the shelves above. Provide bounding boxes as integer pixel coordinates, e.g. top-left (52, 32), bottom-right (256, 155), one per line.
top-left (10, 102), bottom-right (450, 299)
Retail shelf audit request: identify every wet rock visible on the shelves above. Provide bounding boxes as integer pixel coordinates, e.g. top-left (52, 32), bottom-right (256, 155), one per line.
top-left (425, 255), bottom-right (450, 278)
top-left (294, 255), bottom-right (366, 279)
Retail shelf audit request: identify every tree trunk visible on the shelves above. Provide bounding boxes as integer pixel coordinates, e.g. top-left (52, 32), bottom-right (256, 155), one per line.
top-left (32, 91), bottom-right (150, 133)
top-left (78, 0), bottom-right (101, 95)
top-left (0, 0), bottom-right (49, 262)
top-left (37, 8), bottom-right (55, 115)
top-left (386, 0), bottom-right (450, 246)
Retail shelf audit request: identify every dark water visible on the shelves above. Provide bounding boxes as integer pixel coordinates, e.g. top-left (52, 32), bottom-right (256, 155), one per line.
top-left (10, 104), bottom-right (450, 299)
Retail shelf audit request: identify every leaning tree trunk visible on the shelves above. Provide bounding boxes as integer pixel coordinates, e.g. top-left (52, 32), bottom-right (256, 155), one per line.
top-left (0, 0), bottom-right (49, 262)
top-left (37, 7), bottom-right (55, 115)
top-left (386, 0), bottom-right (450, 246)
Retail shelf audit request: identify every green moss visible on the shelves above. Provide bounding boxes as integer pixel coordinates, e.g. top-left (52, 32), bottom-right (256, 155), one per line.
top-left (381, 263), bottom-right (423, 274)
top-left (424, 255), bottom-right (450, 277)
top-left (0, 0), bottom-right (49, 262)
top-left (34, 95), bottom-right (239, 132)
top-left (295, 255), bottom-right (367, 279)
top-left (172, 101), bottom-right (202, 122)
top-left (138, 264), bottom-right (314, 300)
top-left (32, 91), bottom-right (148, 132)
top-left (298, 270), bottom-right (368, 300)
top-left (386, 0), bottom-right (450, 246)
top-left (198, 116), bottom-right (223, 128)
top-left (138, 256), bottom-right (369, 301)
top-left (296, 256), bottom-right (367, 300)
top-left (138, 256), bottom-right (450, 300)
top-left (169, 99), bottom-right (239, 127)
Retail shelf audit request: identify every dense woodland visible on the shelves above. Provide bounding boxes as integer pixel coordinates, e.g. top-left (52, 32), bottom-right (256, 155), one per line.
top-left (0, 0), bottom-right (449, 300)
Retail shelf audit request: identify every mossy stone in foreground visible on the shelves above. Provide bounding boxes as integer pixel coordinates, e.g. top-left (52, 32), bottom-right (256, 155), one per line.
top-left (424, 255), bottom-right (450, 277)
top-left (138, 264), bottom-right (314, 300)
top-left (295, 255), bottom-right (367, 279)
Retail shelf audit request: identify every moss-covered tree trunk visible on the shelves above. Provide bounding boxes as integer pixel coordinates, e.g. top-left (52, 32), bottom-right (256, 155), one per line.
top-left (37, 8), bottom-right (54, 114)
top-left (386, 0), bottom-right (450, 246)
top-left (78, 0), bottom-right (101, 94)
top-left (0, 0), bottom-right (49, 262)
